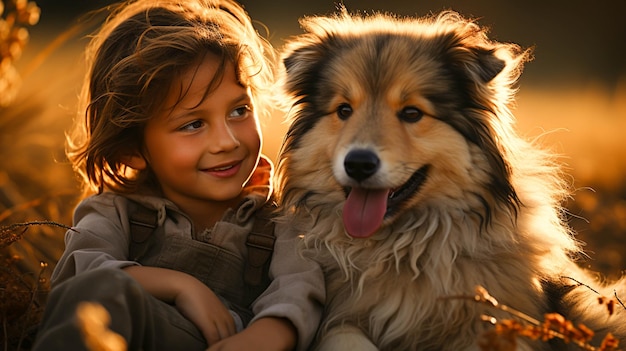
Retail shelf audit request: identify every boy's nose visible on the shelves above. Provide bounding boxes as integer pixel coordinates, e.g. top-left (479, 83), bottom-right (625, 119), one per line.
top-left (207, 122), bottom-right (239, 153)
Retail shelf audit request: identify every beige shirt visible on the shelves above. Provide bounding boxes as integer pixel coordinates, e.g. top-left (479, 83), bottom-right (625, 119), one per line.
top-left (51, 157), bottom-right (324, 350)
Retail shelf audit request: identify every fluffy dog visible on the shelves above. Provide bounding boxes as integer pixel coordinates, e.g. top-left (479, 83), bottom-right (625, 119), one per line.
top-left (274, 9), bottom-right (626, 351)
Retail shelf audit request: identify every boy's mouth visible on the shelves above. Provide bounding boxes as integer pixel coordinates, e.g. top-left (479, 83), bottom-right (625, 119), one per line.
top-left (202, 160), bottom-right (242, 177)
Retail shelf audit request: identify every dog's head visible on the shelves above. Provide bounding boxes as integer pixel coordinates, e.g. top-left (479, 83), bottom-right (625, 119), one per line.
top-left (275, 10), bottom-right (531, 239)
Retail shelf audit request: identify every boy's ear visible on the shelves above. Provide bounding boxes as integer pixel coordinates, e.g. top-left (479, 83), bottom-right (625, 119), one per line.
top-left (122, 153), bottom-right (147, 170)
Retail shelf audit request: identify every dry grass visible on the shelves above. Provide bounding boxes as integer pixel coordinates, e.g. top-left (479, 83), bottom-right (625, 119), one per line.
top-left (437, 278), bottom-right (626, 351)
top-left (465, 285), bottom-right (623, 351)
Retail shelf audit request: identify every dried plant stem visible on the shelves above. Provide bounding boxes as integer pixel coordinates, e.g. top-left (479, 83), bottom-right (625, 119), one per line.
top-left (14, 261), bottom-right (47, 351)
top-left (0, 220), bottom-right (73, 249)
top-left (1, 220), bottom-right (72, 232)
top-left (614, 292), bottom-right (626, 311)
top-left (440, 285), bottom-right (541, 325)
top-left (441, 286), bottom-right (621, 351)
top-left (2, 315), bottom-right (8, 351)
top-left (562, 276), bottom-right (626, 314)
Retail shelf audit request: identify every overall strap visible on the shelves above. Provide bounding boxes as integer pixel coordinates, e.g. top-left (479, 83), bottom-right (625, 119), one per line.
top-left (128, 203), bottom-right (158, 262)
top-left (244, 203), bottom-right (276, 291)
top-left (128, 199), bottom-right (276, 299)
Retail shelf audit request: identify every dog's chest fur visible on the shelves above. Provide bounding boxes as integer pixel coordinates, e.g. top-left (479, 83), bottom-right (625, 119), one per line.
top-left (303, 205), bottom-right (548, 350)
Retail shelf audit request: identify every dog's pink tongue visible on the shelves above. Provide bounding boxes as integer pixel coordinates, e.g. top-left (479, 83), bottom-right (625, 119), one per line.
top-left (343, 187), bottom-right (388, 238)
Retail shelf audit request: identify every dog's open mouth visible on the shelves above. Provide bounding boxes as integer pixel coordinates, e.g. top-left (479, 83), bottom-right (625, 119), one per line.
top-left (343, 165), bottom-right (430, 238)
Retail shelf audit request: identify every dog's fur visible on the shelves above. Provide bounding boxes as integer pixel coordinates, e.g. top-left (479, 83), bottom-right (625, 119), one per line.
top-left (274, 9), bottom-right (626, 351)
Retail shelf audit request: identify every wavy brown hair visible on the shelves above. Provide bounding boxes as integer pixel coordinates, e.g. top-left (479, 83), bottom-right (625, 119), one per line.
top-left (67, 0), bottom-right (276, 196)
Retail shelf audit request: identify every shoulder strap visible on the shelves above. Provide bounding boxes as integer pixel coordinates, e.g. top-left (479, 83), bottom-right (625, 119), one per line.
top-left (128, 199), bottom-right (275, 293)
top-left (128, 203), bottom-right (158, 261)
top-left (243, 203), bottom-right (276, 288)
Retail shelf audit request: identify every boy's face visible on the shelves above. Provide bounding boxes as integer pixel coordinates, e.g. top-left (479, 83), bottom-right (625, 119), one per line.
top-left (139, 55), bottom-right (262, 212)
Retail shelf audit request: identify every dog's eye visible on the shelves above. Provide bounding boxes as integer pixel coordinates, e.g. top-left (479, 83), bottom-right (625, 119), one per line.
top-left (398, 106), bottom-right (424, 123)
top-left (336, 103), bottom-right (353, 120)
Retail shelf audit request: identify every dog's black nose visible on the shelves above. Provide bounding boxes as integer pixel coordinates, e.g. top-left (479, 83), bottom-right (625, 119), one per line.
top-left (344, 149), bottom-right (380, 182)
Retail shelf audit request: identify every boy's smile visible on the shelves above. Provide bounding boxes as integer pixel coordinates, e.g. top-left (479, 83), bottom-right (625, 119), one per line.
top-left (132, 53), bottom-right (262, 227)
top-left (201, 160), bottom-right (243, 178)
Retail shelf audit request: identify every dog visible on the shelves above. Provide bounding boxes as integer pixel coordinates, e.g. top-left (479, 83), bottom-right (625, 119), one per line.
top-left (273, 9), bottom-right (626, 351)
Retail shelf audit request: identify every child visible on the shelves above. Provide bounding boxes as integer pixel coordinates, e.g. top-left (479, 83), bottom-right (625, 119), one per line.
top-left (32, 1), bottom-right (324, 350)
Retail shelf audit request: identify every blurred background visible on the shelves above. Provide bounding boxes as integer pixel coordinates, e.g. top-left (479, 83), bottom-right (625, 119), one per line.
top-left (2, 0), bottom-right (625, 292)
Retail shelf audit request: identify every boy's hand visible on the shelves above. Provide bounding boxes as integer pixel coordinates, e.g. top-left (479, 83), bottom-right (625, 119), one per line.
top-left (122, 266), bottom-right (236, 345)
top-left (206, 317), bottom-right (296, 351)
top-left (174, 278), bottom-right (237, 345)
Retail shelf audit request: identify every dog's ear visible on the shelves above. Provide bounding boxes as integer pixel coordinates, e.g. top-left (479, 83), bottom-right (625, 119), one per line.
top-left (445, 29), bottom-right (528, 88)
top-left (443, 36), bottom-right (528, 214)
top-left (276, 17), bottom-right (339, 158)
top-left (281, 40), bottom-right (327, 95)
top-left (473, 48), bottom-right (506, 82)
top-left (451, 46), bottom-right (508, 85)
top-left (279, 17), bottom-right (337, 100)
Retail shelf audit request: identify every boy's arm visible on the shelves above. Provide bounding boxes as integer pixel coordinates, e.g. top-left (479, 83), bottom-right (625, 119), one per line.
top-left (123, 265), bottom-right (236, 345)
top-left (207, 317), bottom-right (297, 351)
top-left (249, 221), bottom-right (326, 351)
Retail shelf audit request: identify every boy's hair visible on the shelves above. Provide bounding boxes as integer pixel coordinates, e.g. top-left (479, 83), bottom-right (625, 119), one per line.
top-left (67, 0), bottom-right (276, 195)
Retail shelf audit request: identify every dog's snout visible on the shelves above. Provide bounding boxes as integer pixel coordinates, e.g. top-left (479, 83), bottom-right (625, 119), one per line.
top-left (344, 149), bottom-right (380, 181)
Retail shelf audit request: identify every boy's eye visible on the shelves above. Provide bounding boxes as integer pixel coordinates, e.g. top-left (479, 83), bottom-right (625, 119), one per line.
top-left (179, 120), bottom-right (204, 131)
top-left (230, 105), bottom-right (251, 118)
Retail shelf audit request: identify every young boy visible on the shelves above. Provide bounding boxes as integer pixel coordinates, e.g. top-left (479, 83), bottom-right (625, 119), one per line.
top-left (32, 1), bottom-right (324, 350)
